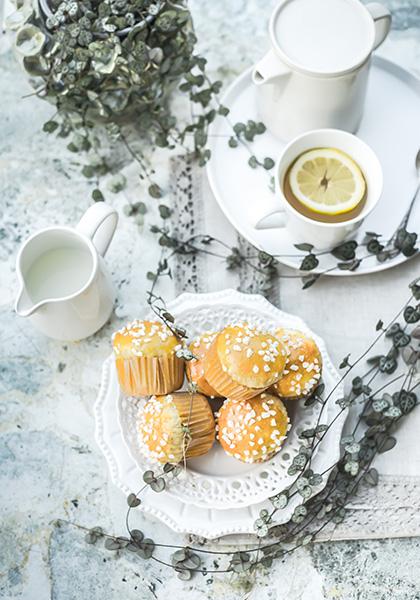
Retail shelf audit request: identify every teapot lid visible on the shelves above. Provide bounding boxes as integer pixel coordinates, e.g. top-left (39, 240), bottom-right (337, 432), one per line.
top-left (271, 0), bottom-right (375, 76)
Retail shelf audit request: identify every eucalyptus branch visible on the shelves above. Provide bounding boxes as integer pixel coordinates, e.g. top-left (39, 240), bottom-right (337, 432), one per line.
top-left (68, 279), bottom-right (420, 580)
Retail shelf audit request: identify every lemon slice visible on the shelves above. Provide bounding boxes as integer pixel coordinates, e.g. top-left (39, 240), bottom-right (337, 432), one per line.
top-left (288, 148), bottom-right (366, 215)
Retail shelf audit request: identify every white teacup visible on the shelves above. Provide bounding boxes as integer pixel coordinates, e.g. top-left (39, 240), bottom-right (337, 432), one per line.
top-left (253, 0), bottom-right (392, 141)
top-left (254, 129), bottom-right (383, 250)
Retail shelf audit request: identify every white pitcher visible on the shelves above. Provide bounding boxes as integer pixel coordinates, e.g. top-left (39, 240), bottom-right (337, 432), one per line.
top-left (15, 202), bottom-right (118, 341)
top-left (253, 0), bottom-right (392, 141)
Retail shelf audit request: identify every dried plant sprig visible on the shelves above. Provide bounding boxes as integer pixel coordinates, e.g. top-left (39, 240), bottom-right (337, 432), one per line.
top-left (145, 221), bottom-right (417, 293)
top-left (60, 277), bottom-right (420, 581)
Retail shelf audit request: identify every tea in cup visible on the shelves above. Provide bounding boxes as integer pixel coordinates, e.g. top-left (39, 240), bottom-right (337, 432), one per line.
top-left (254, 129), bottom-right (383, 250)
top-left (282, 147), bottom-right (368, 224)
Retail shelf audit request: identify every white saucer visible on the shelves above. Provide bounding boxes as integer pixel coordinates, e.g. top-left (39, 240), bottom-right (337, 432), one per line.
top-left (94, 290), bottom-right (347, 538)
top-left (207, 57), bottom-right (420, 275)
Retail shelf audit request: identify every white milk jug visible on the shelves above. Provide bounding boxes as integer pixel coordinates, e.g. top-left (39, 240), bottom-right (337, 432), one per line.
top-left (15, 202), bottom-right (118, 341)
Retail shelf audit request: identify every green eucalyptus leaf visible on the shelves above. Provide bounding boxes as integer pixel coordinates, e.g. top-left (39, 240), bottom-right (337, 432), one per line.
top-left (270, 492), bottom-right (288, 509)
top-left (137, 538), bottom-right (155, 559)
top-left (158, 204), bottom-right (172, 219)
top-left (344, 460), bottom-right (359, 476)
top-left (172, 548), bottom-right (187, 563)
top-left (43, 121), bottom-right (59, 134)
top-left (377, 435), bottom-right (397, 453)
top-left (298, 485), bottom-right (312, 500)
top-left (364, 468), bottom-right (379, 486)
top-left (248, 156), bottom-right (258, 168)
top-left (130, 529), bottom-right (144, 543)
top-left (127, 493), bottom-right (141, 508)
top-left (294, 243), bottom-right (314, 252)
top-left (82, 165), bottom-right (95, 178)
top-left (104, 537), bottom-right (121, 551)
top-left (177, 568), bottom-right (192, 581)
top-left (182, 554), bottom-right (201, 569)
top-left (143, 470), bottom-right (155, 484)
top-left (394, 390), bottom-right (417, 414)
top-left (383, 406), bottom-right (402, 419)
top-left (89, 40), bottom-right (121, 74)
top-left (309, 473), bottom-right (323, 486)
top-left (150, 477), bottom-right (165, 492)
top-left (149, 184), bottom-right (163, 199)
top-left (291, 505), bottom-right (307, 524)
top-left (218, 105), bottom-right (229, 116)
top-left (92, 189), bottom-right (104, 202)
top-left (302, 273), bottom-right (321, 289)
top-left (331, 240), bottom-right (358, 261)
top-left (300, 253), bottom-right (319, 271)
top-left (263, 157), bottom-right (275, 170)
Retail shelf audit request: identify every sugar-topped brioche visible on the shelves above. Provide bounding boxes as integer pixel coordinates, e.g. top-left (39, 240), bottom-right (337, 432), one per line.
top-left (271, 328), bottom-right (322, 399)
top-left (185, 331), bottom-right (220, 397)
top-left (138, 392), bottom-right (215, 463)
top-left (204, 323), bottom-right (287, 401)
top-left (112, 320), bottom-right (184, 397)
top-left (113, 320), bottom-right (180, 358)
top-left (217, 393), bottom-right (290, 463)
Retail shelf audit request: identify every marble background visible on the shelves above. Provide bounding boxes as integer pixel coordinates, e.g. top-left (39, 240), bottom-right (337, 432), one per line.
top-left (1, 1), bottom-right (420, 599)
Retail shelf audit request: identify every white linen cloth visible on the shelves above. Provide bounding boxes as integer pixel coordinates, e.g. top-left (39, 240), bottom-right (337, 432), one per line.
top-left (167, 155), bottom-right (420, 541)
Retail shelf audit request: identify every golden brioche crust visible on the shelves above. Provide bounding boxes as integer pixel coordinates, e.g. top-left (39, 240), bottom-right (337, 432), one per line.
top-left (138, 392), bottom-right (215, 463)
top-left (217, 393), bottom-right (290, 463)
top-left (271, 328), bottom-right (322, 399)
top-left (113, 320), bottom-right (181, 358)
top-left (185, 331), bottom-right (219, 397)
top-left (214, 323), bottom-right (287, 388)
top-left (203, 323), bottom-right (287, 400)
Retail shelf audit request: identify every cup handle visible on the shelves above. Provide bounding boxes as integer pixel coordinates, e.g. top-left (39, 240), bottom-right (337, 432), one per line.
top-left (366, 3), bottom-right (392, 50)
top-left (76, 202), bottom-right (118, 257)
top-left (255, 208), bottom-right (287, 230)
top-left (252, 49), bottom-right (290, 86)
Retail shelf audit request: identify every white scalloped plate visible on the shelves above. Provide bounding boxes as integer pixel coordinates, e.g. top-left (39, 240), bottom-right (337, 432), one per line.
top-left (94, 290), bottom-right (346, 538)
top-left (117, 293), bottom-right (342, 510)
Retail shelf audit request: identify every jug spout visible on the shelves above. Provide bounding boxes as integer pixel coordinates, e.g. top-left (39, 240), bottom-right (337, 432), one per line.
top-left (252, 49), bottom-right (291, 86)
top-left (15, 286), bottom-right (42, 317)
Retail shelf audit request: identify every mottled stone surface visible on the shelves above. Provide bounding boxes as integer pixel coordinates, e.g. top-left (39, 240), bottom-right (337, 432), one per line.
top-left (1, 1), bottom-right (420, 599)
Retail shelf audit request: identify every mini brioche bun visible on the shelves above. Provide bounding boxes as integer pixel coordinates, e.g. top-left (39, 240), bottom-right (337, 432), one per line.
top-left (271, 328), bottom-right (322, 400)
top-left (113, 320), bottom-right (180, 358)
top-left (112, 320), bottom-right (184, 397)
top-left (185, 331), bottom-right (220, 397)
top-left (217, 392), bottom-right (290, 463)
top-left (204, 323), bottom-right (287, 401)
top-left (138, 392), bottom-right (215, 463)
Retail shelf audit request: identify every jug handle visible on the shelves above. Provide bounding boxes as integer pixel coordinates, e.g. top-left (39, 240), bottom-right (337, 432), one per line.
top-left (252, 49), bottom-right (290, 86)
top-left (366, 3), bottom-right (392, 50)
top-left (76, 202), bottom-right (118, 257)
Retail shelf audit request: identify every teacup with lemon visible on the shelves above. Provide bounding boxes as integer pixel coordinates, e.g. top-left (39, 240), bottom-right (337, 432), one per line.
top-left (256, 129), bottom-right (383, 250)
top-left (284, 147), bottom-right (367, 223)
